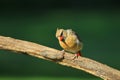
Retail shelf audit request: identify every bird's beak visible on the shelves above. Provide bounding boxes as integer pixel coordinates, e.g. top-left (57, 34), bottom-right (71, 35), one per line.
top-left (59, 36), bottom-right (64, 41)
top-left (58, 36), bottom-right (68, 46)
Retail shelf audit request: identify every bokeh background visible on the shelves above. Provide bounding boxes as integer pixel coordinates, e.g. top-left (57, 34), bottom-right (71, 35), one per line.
top-left (0, 0), bottom-right (120, 80)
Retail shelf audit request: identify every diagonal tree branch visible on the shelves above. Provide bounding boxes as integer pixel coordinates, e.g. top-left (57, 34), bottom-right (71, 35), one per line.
top-left (0, 36), bottom-right (120, 80)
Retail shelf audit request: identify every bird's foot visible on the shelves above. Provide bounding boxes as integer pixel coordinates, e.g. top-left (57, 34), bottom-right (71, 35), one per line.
top-left (72, 52), bottom-right (81, 60)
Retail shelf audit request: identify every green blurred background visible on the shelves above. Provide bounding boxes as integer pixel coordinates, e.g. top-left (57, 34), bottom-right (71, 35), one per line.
top-left (0, 0), bottom-right (120, 80)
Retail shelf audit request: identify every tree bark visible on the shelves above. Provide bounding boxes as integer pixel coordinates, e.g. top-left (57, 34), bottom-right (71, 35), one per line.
top-left (0, 36), bottom-right (120, 80)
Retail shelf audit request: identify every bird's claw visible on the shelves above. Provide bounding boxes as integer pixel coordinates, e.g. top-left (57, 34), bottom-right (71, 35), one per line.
top-left (72, 53), bottom-right (81, 60)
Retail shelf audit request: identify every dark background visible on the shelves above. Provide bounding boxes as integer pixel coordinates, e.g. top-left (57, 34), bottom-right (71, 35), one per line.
top-left (0, 0), bottom-right (120, 80)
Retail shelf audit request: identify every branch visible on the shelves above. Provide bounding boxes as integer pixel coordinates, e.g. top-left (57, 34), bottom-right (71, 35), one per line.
top-left (0, 36), bottom-right (120, 80)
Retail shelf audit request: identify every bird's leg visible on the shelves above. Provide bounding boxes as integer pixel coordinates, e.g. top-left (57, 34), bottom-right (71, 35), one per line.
top-left (73, 51), bottom-right (82, 60)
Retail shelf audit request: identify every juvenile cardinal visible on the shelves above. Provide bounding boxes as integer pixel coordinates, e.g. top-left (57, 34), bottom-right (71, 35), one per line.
top-left (56, 28), bottom-right (83, 59)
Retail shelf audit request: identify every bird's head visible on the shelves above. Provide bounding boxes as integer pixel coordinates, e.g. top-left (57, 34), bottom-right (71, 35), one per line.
top-left (56, 28), bottom-right (67, 42)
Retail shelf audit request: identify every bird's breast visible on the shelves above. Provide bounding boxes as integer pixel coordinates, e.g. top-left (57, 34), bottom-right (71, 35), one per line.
top-left (59, 41), bottom-right (68, 49)
top-left (59, 40), bottom-right (82, 53)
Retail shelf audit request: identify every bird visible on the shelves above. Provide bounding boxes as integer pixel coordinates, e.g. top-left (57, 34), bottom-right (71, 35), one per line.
top-left (56, 28), bottom-right (83, 59)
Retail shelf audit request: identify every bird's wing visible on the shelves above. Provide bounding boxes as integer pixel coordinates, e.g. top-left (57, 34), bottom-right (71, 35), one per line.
top-left (65, 35), bottom-right (77, 48)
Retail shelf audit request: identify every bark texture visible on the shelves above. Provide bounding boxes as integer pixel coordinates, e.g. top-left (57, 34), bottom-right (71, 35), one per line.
top-left (0, 36), bottom-right (120, 80)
